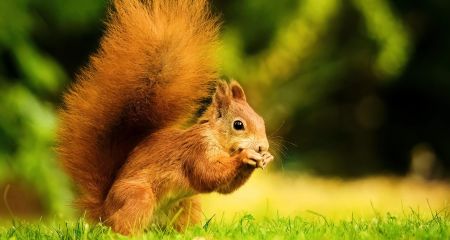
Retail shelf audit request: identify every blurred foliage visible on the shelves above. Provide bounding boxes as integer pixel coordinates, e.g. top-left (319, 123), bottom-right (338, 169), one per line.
top-left (217, 0), bottom-right (414, 175)
top-left (0, 0), bottom-right (106, 216)
top-left (0, 0), bottom-right (449, 217)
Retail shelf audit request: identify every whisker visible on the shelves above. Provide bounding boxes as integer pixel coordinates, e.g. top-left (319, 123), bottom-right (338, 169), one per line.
top-left (267, 136), bottom-right (294, 172)
top-left (269, 120), bottom-right (286, 138)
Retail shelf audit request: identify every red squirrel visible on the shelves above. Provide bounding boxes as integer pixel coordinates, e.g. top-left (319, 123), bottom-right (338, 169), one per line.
top-left (57, 0), bottom-right (273, 235)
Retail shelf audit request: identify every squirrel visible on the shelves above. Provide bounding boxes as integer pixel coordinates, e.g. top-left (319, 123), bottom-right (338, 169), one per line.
top-left (57, 0), bottom-right (273, 235)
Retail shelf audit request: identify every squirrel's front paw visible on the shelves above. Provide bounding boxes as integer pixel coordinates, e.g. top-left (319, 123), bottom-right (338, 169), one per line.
top-left (258, 152), bottom-right (274, 169)
top-left (239, 149), bottom-right (262, 168)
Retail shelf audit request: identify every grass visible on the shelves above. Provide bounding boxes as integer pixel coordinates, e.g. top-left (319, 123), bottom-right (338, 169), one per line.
top-left (0, 211), bottom-right (449, 240)
top-left (1, 174), bottom-right (449, 239)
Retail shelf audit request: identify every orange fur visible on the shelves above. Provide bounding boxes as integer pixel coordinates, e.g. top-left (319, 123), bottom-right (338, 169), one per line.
top-left (57, 0), bottom-right (273, 235)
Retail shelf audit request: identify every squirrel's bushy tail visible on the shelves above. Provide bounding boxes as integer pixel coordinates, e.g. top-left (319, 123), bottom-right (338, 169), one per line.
top-left (57, 0), bottom-right (219, 220)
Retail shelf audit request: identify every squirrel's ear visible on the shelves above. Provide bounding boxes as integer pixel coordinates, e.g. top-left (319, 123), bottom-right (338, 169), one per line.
top-left (213, 81), bottom-right (231, 118)
top-left (230, 80), bottom-right (247, 102)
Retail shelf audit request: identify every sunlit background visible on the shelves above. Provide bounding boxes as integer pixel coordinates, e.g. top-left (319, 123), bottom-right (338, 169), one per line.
top-left (0, 0), bottom-right (449, 221)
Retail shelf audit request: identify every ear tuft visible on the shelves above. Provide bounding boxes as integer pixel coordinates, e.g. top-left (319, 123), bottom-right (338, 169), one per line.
top-left (230, 80), bottom-right (246, 101)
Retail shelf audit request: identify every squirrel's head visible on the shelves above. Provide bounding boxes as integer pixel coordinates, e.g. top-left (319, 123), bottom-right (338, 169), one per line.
top-left (201, 80), bottom-right (269, 155)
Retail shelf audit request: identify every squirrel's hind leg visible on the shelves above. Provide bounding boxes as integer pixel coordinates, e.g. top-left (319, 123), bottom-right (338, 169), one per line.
top-left (103, 181), bottom-right (155, 235)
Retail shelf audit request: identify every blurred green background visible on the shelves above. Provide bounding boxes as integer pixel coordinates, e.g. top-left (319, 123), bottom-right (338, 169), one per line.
top-left (0, 0), bottom-right (449, 219)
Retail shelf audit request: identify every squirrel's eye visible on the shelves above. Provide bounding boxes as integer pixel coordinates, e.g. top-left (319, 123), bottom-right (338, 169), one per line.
top-left (233, 120), bottom-right (245, 131)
